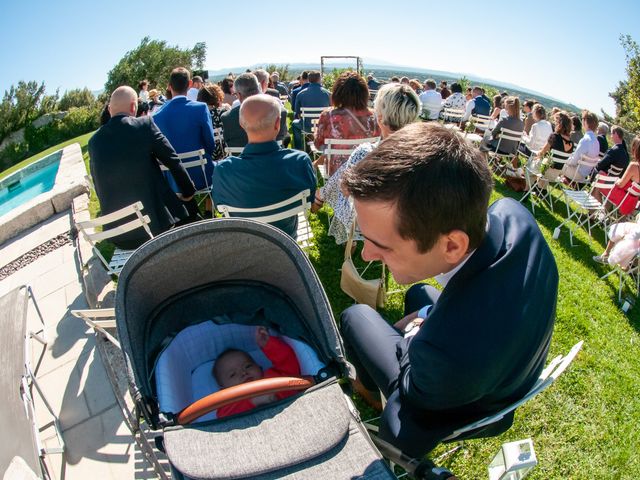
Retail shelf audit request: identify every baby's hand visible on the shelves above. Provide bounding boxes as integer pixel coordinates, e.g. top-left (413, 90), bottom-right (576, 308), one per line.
top-left (256, 326), bottom-right (270, 348)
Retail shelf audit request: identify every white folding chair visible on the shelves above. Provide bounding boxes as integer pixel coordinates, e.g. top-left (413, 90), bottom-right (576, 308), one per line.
top-left (217, 189), bottom-right (313, 250)
top-left (486, 128), bottom-right (525, 174)
top-left (607, 165), bottom-right (624, 177)
top-left (600, 181), bottom-right (640, 230)
top-left (600, 250), bottom-right (640, 304)
top-left (224, 146), bottom-right (244, 157)
top-left (159, 149), bottom-right (213, 207)
top-left (562, 154), bottom-right (600, 189)
top-left (75, 201), bottom-right (153, 275)
top-left (468, 114), bottom-right (493, 136)
top-left (300, 107), bottom-right (326, 152)
top-left (440, 107), bottom-right (465, 125)
top-left (552, 173), bottom-right (618, 245)
top-left (71, 308), bottom-right (119, 349)
top-left (519, 150), bottom-right (551, 215)
top-left (321, 137), bottom-right (381, 180)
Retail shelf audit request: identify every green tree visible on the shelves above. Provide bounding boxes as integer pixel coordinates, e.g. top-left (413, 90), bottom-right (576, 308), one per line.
top-left (264, 64), bottom-right (291, 82)
top-left (610, 35), bottom-right (640, 132)
top-left (104, 37), bottom-right (207, 95)
top-left (0, 81), bottom-right (58, 143)
top-left (58, 87), bottom-right (96, 111)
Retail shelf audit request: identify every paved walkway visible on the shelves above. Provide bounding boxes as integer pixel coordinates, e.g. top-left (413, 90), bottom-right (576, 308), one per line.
top-left (0, 210), bottom-right (140, 479)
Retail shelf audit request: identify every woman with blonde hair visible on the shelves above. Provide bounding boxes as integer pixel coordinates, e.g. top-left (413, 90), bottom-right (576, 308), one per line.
top-left (312, 83), bottom-right (421, 244)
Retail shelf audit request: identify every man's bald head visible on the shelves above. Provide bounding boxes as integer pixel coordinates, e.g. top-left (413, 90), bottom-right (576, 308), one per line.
top-left (109, 86), bottom-right (137, 117)
top-left (239, 94), bottom-right (281, 141)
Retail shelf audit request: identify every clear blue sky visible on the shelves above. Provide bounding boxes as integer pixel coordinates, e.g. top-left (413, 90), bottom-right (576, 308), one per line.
top-left (1, 0), bottom-right (638, 116)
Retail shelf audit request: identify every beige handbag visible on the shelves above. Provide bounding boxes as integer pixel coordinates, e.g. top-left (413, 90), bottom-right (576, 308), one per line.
top-left (340, 221), bottom-right (386, 309)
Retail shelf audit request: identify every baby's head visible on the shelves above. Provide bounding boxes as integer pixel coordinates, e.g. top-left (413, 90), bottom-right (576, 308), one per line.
top-left (213, 349), bottom-right (263, 388)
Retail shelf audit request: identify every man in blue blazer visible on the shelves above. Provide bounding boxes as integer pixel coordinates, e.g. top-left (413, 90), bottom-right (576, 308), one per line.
top-left (340, 122), bottom-right (559, 458)
top-left (153, 67), bottom-right (216, 193)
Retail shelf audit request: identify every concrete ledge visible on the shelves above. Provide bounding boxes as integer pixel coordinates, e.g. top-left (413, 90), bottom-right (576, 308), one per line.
top-left (0, 197), bottom-right (55, 245)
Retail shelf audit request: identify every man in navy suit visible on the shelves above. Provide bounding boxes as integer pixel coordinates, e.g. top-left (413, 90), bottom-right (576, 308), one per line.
top-left (340, 122), bottom-right (559, 459)
top-left (153, 67), bottom-right (216, 193)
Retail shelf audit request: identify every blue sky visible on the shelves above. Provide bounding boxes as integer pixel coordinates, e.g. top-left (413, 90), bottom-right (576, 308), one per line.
top-left (1, 0), bottom-right (638, 116)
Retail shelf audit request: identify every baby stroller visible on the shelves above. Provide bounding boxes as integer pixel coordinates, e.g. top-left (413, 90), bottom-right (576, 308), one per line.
top-left (115, 219), bottom-right (414, 480)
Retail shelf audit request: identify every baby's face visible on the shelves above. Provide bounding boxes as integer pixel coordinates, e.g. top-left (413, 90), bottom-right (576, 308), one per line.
top-left (215, 351), bottom-right (263, 388)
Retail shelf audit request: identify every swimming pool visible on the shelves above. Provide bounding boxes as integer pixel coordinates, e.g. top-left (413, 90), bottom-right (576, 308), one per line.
top-left (0, 156), bottom-right (62, 217)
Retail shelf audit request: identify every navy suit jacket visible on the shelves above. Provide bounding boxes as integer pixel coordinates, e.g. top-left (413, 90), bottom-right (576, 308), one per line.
top-left (152, 96), bottom-right (216, 190)
top-left (88, 115), bottom-right (195, 249)
top-left (396, 199), bottom-right (558, 429)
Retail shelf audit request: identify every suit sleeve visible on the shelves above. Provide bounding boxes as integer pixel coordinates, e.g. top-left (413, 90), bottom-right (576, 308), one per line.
top-left (149, 119), bottom-right (196, 197)
top-left (396, 325), bottom-right (485, 411)
top-left (596, 150), bottom-right (614, 173)
top-left (200, 105), bottom-right (217, 156)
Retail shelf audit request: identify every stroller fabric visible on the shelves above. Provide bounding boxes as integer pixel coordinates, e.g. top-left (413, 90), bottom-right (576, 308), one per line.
top-left (155, 319), bottom-right (325, 421)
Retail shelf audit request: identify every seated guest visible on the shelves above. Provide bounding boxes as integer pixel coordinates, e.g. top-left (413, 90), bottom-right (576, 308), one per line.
top-left (597, 122), bottom-right (610, 154)
top-left (439, 81), bottom-right (451, 99)
top-left (271, 72), bottom-right (289, 98)
top-left (312, 83), bottom-right (421, 244)
top-left (489, 95), bottom-right (503, 121)
top-left (461, 86), bottom-right (491, 124)
top-left (220, 77), bottom-right (237, 107)
top-left (409, 79), bottom-right (422, 95)
top-left (367, 74), bottom-right (382, 92)
top-left (89, 86), bottom-right (195, 249)
top-left (595, 125), bottom-right (629, 175)
top-left (521, 103), bottom-right (553, 156)
top-left (292, 70), bottom-right (330, 150)
top-left (482, 96), bottom-right (524, 156)
top-left (221, 73), bottom-right (289, 148)
top-left (197, 84), bottom-right (230, 161)
top-left (254, 69), bottom-right (281, 98)
top-left (187, 75), bottom-right (203, 101)
top-left (314, 72), bottom-right (381, 176)
top-left (536, 111), bottom-right (574, 181)
top-left (562, 110), bottom-right (600, 183)
top-left (153, 67), bottom-right (216, 193)
top-left (340, 122), bottom-right (558, 458)
top-left (570, 115), bottom-right (583, 145)
top-left (212, 95), bottom-right (316, 239)
top-left (596, 136), bottom-right (640, 216)
top-left (593, 217), bottom-right (640, 269)
top-left (290, 71), bottom-right (309, 112)
top-left (440, 82), bottom-right (466, 121)
top-left (419, 78), bottom-right (442, 120)
top-left (148, 89), bottom-right (164, 115)
top-left (522, 100), bottom-right (535, 134)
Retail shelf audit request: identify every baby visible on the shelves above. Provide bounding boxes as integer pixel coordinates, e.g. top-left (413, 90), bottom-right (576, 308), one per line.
top-left (213, 326), bottom-right (301, 418)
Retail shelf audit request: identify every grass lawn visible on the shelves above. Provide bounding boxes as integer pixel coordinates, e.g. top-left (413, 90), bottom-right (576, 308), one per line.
top-left (0, 131), bottom-right (95, 181)
top-left (21, 127), bottom-right (639, 478)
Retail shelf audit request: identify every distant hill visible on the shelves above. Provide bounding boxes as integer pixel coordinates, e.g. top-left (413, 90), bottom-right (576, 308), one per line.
top-left (207, 62), bottom-right (581, 114)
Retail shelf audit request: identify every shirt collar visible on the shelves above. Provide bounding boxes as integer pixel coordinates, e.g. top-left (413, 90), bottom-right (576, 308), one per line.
top-left (242, 140), bottom-right (281, 155)
top-left (434, 249), bottom-right (477, 288)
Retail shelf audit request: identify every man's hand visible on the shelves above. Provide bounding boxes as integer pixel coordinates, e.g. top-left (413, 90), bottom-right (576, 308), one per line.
top-left (255, 326), bottom-right (269, 348)
top-left (393, 311), bottom-right (420, 331)
top-left (176, 193), bottom-right (194, 202)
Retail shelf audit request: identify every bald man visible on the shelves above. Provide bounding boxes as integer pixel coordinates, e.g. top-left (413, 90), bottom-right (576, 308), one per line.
top-left (212, 95), bottom-right (316, 239)
top-left (89, 86), bottom-right (196, 249)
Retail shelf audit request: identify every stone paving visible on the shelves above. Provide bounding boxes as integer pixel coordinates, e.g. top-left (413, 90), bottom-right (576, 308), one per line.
top-left (0, 209), bottom-right (143, 479)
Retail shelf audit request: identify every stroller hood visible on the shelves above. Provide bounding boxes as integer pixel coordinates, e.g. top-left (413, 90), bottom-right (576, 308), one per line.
top-left (115, 219), bottom-right (347, 408)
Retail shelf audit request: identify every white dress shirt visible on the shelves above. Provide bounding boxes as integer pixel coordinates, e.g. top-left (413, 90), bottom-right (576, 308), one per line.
top-left (525, 120), bottom-right (553, 152)
top-left (419, 89), bottom-right (443, 120)
top-left (568, 130), bottom-right (600, 177)
top-left (186, 87), bottom-right (200, 101)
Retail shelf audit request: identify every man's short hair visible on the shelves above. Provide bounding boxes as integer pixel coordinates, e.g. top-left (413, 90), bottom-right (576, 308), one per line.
top-left (239, 94), bottom-right (281, 132)
top-left (253, 69), bottom-right (269, 86)
top-left (342, 122), bottom-right (493, 252)
top-left (472, 86), bottom-right (482, 95)
top-left (193, 76), bottom-right (203, 84)
top-left (582, 110), bottom-right (599, 131)
top-left (523, 100), bottom-right (535, 109)
top-left (234, 73), bottom-right (261, 98)
top-left (308, 70), bottom-right (321, 83)
top-left (301, 71), bottom-right (309, 81)
top-left (597, 122), bottom-right (610, 135)
top-left (611, 125), bottom-right (624, 139)
top-left (170, 67), bottom-right (191, 95)
top-left (532, 103), bottom-right (546, 120)
top-left (450, 82), bottom-right (463, 93)
top-left (425, 78), bottom-right (437, 90)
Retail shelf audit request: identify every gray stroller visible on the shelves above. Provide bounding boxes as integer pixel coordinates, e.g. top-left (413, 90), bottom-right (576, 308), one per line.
top-left (115, 219), bottom-right (410, 480)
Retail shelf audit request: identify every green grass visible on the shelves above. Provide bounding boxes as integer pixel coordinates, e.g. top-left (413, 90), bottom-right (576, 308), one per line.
top-left (20, 129), bottom-right (640, 478)
top-left (0, 131), bottom-right (95, 181)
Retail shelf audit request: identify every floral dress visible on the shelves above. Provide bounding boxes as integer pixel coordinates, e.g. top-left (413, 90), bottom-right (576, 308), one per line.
top-left (209, 106), bottom-right (229, 160)
top-left (320, 142), bottom-right (377, 244)
top-left (313, 108), bottom-right (380, 176)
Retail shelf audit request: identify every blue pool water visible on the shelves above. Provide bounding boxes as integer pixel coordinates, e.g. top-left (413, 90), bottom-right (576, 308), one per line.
top-left (0, 160), bottom-right (61, 217)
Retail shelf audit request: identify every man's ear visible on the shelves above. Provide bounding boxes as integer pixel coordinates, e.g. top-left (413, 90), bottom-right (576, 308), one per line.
top-left (189, 80), bottom-right (193, 88)
top-left (274, 115), bottom-right (281, 132)
top-left (441, 230), bottom-right (470, 265)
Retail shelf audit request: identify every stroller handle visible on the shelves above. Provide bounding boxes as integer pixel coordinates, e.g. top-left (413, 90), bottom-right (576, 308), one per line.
top-left (177, 376), bottom-right (315, 424)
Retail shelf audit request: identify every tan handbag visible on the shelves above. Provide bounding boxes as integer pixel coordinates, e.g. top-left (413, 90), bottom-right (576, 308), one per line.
top-left (340, 221), bottom-right (386, 309)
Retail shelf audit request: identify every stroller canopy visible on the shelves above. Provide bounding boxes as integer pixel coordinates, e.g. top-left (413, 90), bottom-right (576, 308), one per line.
top-left (116, 219), bottom-right (346, 406)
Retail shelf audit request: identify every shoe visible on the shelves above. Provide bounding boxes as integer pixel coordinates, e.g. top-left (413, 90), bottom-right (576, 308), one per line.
top-left (593, 255), bottom-right (609, 264)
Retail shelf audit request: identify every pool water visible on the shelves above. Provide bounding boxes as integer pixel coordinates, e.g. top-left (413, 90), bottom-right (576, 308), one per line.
top-left (0, 160), bottom-right (61, 217)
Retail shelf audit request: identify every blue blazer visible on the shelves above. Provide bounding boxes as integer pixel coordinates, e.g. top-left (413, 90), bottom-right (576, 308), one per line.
top-left (153, 96), bottom-right (216, 190)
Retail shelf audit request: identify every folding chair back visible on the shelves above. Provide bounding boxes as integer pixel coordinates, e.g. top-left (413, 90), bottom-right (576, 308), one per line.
top-left (488, 128), bottom-right (524, 172)
top-left (469, 114), bottom-right (492, 134)
top-left (323, 137), bottom-right (380, 178)
top-left (224, 146), bottom-right (244, 157)
top-left (443, 341), bottom-right (583, 441)
top-left (75, 201), bottom-right (153, 275)
top-left (300, 107), bottom-right (326, 133)
top-left (441, 107), bottom-right (465, 124)
top-left (217, 189), bottom-right (313, 249)
top-left (608, 165), bottom-right (624, 177)
top-left (565, 154), bottom-right (600, 186)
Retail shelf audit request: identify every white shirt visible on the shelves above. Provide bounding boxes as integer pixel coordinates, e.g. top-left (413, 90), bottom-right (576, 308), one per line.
top-left (525, 120), bottom-right (553, 152)
top-left (569, 130), bottom-right (599, 177)
top-left (419, 89), bottom-right (443, 120)
top-left (186, 87), bottom-right (200, 101)
top-left (139, 90), bottom-right (149, 103)
top-left (462, 96), bottom-right (481, 121)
